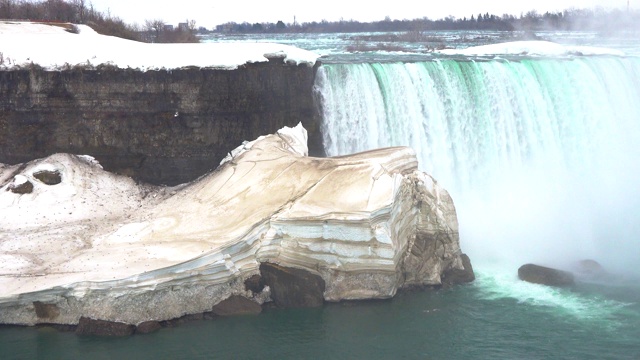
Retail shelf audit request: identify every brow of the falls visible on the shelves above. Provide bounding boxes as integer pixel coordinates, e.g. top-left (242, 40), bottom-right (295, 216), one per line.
top-left (315, 57), bottom-right (640, 272)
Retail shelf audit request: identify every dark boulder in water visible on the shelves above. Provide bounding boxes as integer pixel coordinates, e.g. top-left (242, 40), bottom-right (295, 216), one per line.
top-left (135, 321), bottom-right (162, 334)
top-left (518, 263), bottom-right (575, 287)
top-left (75, 317), bottom-right (135, 336)
top-left (573, 259), bottom-right (606, 277)
top-left (211, 296), bottom-right (262, 316)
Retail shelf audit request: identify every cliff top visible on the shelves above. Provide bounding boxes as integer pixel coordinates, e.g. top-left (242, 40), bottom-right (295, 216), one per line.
top-left (0, 21), bottom-right (319, 70)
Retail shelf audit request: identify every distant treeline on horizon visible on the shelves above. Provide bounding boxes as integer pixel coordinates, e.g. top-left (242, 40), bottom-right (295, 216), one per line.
top-left (1, 0), bottom-right (638, 42)
top-left (214, 8), bottom-right (640, 34)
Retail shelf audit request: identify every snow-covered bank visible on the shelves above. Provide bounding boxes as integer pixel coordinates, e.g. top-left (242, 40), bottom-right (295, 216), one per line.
top-left (438, 40), bottom-right (625, 56)
top-left (0, 21), bottom-right (319, 70)
top-left (0, 124), bottom-right (471, 326)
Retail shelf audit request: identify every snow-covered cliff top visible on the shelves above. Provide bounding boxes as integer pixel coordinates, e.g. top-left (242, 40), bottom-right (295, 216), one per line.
top-left (0, 21), bottom-right (319, 70)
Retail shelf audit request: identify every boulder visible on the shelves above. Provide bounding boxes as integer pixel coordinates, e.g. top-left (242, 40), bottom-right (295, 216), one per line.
top-left (33, 169), bottom-right (62, 185)
top-left (75, 317), bottom-right (135, 336)
top-left (8, 177), bottom-right (33, 194)
top-left (135, 321), bottom-right (162, 334)
top-left (211, 296), bottom-right (262, 316)
top-left (573, 259), bottom-right (606, 276)
top-left (518, 263), bottom-right (575, 287)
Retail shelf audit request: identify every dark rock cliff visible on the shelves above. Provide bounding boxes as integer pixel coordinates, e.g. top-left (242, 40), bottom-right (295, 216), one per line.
top-left (0, 58), bottom-right (323, 185)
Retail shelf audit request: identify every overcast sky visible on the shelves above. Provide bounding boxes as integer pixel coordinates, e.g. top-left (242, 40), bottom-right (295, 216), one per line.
top-left (87, 0), bottom-right (632, 28)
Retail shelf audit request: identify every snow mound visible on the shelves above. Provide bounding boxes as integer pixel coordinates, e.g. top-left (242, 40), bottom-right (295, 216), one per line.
top-left (0, 21), bottom-right (319, 70)
top-left (438, 40), bottom-right (625, 57)
top-left (0, 153), bottom-right (155, 229)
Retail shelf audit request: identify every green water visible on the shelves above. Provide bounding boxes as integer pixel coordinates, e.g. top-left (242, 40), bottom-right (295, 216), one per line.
top-left (2, 270), bottom-right (638, 359)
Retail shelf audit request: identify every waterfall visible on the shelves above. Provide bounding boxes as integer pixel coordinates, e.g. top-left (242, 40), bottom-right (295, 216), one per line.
top-left (315, 57), bottom-right (640, 272)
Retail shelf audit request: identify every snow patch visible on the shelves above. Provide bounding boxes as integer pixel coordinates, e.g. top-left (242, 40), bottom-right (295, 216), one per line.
top-left (439, 40), bottom-right (625, 57)
top-left (31, 162), bottom-right (59, 174)
top-left (0, 21), bottom-right (319, 70)
top-left (277, 123), bottom-right (308, 157)
top-left (11, 174), bottom-right (29, 186)
top-left (77, 155), bottom-right (103, 169)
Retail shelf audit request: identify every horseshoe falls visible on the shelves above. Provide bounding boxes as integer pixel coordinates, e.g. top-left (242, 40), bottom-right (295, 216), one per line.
top-left (315, 57), bottom-right (640, 274)
top-left (3, 32), bottom-right (640, 358)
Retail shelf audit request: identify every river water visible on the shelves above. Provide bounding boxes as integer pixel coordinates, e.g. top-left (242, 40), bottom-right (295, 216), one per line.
top-left (2, 30), bottom-right (640, 359)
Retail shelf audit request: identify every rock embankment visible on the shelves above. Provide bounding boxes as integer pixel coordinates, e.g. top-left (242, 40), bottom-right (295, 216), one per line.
top-left (0, 61), bottom-right (323, 186)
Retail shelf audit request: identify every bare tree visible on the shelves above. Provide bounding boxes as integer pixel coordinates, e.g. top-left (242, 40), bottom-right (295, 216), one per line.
top-left (42, 0), bottom-right (75, 22)
top-left (144, 18), bottom-right (165, 41)
top-left (0, 0), bottom-right (16, 18)
top-left (72, 0), bottom-right (86, 22)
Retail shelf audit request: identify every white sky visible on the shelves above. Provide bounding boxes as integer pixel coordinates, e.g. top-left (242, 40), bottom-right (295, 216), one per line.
top-left (87, 0), bottom-right (631, 29)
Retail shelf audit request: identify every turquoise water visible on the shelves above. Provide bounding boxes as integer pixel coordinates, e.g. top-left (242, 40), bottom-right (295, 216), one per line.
top-left (2, 271), bottom-right (639, 359)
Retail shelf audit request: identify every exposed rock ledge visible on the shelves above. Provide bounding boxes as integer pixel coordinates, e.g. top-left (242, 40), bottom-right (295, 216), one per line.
top-left (0, 124), bottom-right (472, 326)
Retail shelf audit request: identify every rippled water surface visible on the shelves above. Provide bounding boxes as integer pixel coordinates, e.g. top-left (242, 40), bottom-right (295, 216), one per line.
top-left (2, 271), bottom-right (639, 359)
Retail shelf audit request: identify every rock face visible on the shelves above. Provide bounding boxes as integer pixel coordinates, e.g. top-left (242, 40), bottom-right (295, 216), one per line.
top-left (442, 254), bottom-right (475, 286)
top-left (518, 264), bottom-right (575, 287)
top-left (260, 262), bottom-right (325, 308)
top-left (0, 124), bottom-right (472, 327)
top-left (0, 62), bottom-right (323, 186)
top-left (33, 302), bottom-right (60, 320)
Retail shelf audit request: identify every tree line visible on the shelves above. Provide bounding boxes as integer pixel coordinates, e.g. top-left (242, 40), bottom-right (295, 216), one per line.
top-left (217, 8), bottom-right (640, 34)
top-left (3, 1), bottom-right (639, 41)
top-left (0, 0), bottom-right (198, 42)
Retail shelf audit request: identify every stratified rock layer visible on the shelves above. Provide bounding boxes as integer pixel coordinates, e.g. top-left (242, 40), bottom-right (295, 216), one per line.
top-left (0, 124), bottom-right (471, 326)
top-left (0, 62), bottom-right (322, 186)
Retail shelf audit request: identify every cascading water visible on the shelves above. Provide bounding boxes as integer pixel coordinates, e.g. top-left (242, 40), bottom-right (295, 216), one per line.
top-left (315, 57), bottom-right (640, 274)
